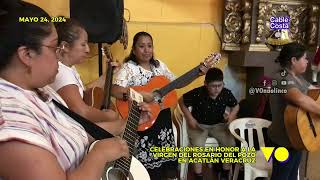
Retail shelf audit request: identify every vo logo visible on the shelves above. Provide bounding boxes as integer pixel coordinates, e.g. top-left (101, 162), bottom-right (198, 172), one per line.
top-left (261, 147), bottom-right (290, 163)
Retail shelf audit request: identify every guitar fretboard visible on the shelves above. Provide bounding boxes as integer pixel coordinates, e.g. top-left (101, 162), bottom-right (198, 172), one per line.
top-left (114, 101), bottom-right (141, 176)
top-left (156, 54), bottom-right (220, 98)
top-left (101, 61), bottom-right (113, 110)
top-left (101, 47), bottom-right (114, 110)
top-left (157, 65), bottom-right (200, 97)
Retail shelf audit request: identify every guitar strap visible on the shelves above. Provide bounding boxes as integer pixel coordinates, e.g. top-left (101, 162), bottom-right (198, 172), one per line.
top-left (52, 99), bottom-right (114, 140)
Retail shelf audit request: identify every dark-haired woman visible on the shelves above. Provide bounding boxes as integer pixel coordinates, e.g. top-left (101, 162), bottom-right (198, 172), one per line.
top-left (0, 1), bottom-right (151, 179)
top-left (111, 31), bottom-right (216, 180)
top-left (268, 42), bottom-right (320, 180)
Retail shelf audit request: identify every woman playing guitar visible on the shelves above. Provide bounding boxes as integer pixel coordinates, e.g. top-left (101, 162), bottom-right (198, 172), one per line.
top-left (268, 42), bottom-right (320, 180)
top-left (111, 31), bottom-right (217, 180)
top-left (0, 1), bottom-right (130, 179)
top-left (50, 18), bottom-right (131, 135)
top-left (49, 18), bottom-right (153, 179)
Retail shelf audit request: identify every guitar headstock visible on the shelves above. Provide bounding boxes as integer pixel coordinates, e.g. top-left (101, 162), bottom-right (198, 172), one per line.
top-left (129, 88), bottom-right (143, 104)
top-left (101, 46), bottom-right (113, 62)
top-left (203, 52), bottom-right (221, 68)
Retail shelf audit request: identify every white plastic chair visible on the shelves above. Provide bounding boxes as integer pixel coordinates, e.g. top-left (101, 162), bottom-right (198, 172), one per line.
top-left (172, 105), bottom-right (190, 180)
top-left (228, 118), bottom-right (272, 180)
top-left (173, 105), bottom-right (220, 180)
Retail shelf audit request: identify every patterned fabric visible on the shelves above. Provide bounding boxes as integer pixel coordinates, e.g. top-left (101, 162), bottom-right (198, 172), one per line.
top-left (113, 59), bottom-right (178, 170)
top-left (0, 79), bottom-right (88, 171)
top-left (113, 60), bottom-right (176, 87)
top-left (135, 109), bottom-right (177, 169)
top-left (50, 62), bottom-right (85, 98)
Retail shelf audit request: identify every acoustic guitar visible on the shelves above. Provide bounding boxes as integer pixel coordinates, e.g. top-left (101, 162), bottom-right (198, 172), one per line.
top-left (116, 53), bottom-right (221, 131)
top-left (284, 89), bottom-right (320, 152)
top-left (83, 46), bottom-right (114, 110)
top-left (89, 89), bottom-right (150, 180)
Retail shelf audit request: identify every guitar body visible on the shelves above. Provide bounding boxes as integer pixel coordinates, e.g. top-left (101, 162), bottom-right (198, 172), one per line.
top-left (116, 76), bottom-right (178, 131)
top-left (103, 89), bottom-right (150, 179)
top-left (83, 87), bottom-right (104, 109)
top-left (88, 141), bottom-right (150, 180)
top-left (83, 46), bottom-right (115, 110)
top-left (284, 89), bottom-right (320, 151)
top-left (103, 157), bottom-right (150, 180)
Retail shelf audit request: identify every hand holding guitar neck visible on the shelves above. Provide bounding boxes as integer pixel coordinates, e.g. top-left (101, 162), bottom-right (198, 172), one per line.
top-left (126, 89), bottom-right (152, 124)
top-left (89, 88), bottom-right (150, 180)
top-left (137, 101), bottom-right (152, 125)
top-left (139, 91), bottom-right (155, 103)
top-left (83, 47), bottom-right (122, 110)
top-left (101, 47), bottom-right (114, 110)
top-left (101, 47), bottom-right (121, 74)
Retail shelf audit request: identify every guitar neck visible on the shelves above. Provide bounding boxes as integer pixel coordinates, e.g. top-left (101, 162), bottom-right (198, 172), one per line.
top-left (101, 61), bottom-right (113, 110)
top-left (114, 101), bottom-right (141, 175)
top-left (157, 65), bottom-right (200, 97)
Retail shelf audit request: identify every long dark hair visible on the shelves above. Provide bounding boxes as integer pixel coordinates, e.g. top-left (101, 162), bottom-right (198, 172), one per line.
top-left (0, 0), bottom-right (52, 72)
top-left (124, 31), bottom-right (159, 67)
top-left (275, 42), bottom-right (306, 68)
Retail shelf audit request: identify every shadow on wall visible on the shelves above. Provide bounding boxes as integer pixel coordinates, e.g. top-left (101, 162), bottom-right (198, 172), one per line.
top-left (223, 65), bottom-right (246, 102)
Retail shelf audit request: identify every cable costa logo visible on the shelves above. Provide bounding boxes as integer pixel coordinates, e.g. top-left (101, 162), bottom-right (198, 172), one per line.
top-left (270, 16), bottom-right (290, 30)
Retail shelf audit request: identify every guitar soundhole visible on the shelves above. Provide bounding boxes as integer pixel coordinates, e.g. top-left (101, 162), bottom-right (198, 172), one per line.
top-left (104, 167), bottom-right (133, 180)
